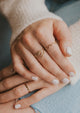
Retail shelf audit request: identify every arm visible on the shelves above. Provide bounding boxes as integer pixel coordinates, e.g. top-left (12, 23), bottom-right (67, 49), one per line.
top-left (0, 0), bottom-right (61, 45)
top-left (0, 0), bottom-right (75, 84)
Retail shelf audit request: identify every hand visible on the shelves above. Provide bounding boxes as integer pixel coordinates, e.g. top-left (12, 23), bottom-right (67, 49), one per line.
top-left (0, 101), bottom-right (35, 113)
top-left (0, 65), bottom-right (68, 109)
top-left (11, 18), bottom-right (75, 84)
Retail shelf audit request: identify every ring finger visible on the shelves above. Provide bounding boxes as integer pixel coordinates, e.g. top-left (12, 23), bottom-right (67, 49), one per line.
top-left (0, 80), bottom-right (48, 104)
top-left (15, 42), bottom-right (60, 85)
top-left (0, 75), bottom-right (29, 92)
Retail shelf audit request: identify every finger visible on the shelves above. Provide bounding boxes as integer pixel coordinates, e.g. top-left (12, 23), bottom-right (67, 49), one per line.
top-left (53, 20), bottom-right (72, 56)
top-left (0, 75), bottom-right (29, 92)
top-left (0, 64), bottom-right (15, 81)
top-left (15, 41), bottom-right (59, 85)
top-left (11, 46), bottom-right (39, 81)
top-left (14, 82), bottom-right (66, 109)
top-left (22, 34), bottom-right (70, 83)
top-left (34, 29), bottom-right (76, 77)
top-left (0, 79), bottom-right (48, 104)
top-left (14, 88), bottom-right (49, 109)
top-left (46, 41), bottom-right (75, 77)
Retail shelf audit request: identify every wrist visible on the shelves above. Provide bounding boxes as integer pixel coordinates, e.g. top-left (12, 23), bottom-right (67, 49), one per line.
top-left (0, 0), bottom-right (62, 46)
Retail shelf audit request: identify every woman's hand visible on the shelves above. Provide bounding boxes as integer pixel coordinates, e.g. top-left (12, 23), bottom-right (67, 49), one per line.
top-left (0, 65), bottom-right (68, 109)
top-left (11, 18), bottom-right (75, 84)
top-left (0, 101), bottom-right (35, 113)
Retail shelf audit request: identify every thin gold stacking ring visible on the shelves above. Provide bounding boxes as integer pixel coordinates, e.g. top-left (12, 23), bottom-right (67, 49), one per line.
top-left (34, 48), bottom-right (44, 58)
top-left (24, 83), bottom-right (30, 93)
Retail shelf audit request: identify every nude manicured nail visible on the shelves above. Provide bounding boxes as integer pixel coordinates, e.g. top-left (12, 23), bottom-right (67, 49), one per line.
top-left (32, 77), bottom-right (38, 81)
top-left (66, 47), bottom-right (72, 56)
top-left (52, 79), bottom-right (59, 85)
top-left (69, 72), bottom-right (75, 77)
top-left (15, 104), bottom-right (21, 109)
top-left (62, 78), bottom-right (70, 84)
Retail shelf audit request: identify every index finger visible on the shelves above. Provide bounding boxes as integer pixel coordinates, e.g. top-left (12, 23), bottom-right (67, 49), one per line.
top-left (53, 20), bottom-right (72, 56)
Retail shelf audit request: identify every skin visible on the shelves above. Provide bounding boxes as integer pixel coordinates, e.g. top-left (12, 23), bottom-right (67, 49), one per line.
top-left (0, 101), bottom-right (35, 113)
top-left (11, 18), bottom-right (76, 84)
top-left (0, 64), bottom-right (67, 109)
top-left (0, 18), bottom-right (76, 111)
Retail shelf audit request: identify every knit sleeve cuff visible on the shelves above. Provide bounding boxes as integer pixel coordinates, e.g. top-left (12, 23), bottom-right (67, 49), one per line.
top-left (0, 0), bottom-right (62, 45)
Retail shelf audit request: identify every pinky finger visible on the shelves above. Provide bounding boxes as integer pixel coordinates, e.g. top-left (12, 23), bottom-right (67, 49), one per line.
top-left (14, 88), bottom-right (50, 109)
top-left (11, 48), bottom-right (39, 81)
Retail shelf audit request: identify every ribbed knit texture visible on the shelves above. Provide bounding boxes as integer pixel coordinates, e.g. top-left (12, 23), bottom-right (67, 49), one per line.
top-left (0, 0), bottom-right (62, 45)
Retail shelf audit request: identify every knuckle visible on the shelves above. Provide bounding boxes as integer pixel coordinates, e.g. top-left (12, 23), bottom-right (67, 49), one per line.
top-left (43, 58), bottom-right (49, 66)
top-left (16, 40), bottom-right (21, 49)
top-left (63, 59), bottom-right (70, 69)
top-left (29, 64), bottom-right (37, 72)
top-left (55, 69), bottom-right (63, 78)
top-left (2, 79), bottom-right (10, 89)
top-left (53, 49), bottom-right (59, 58)
top-left (22, 32), bottom-right (31, 44)
top-left (35, 26), bottom-right (43, 37)
top-left (13, 87), bottom-right (22, 97)
top-left (13, 64), bottom-right (19, 73)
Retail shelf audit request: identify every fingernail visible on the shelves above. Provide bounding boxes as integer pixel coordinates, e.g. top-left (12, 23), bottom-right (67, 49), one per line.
top-left (66, 47), bottom-right (72, 56)
top-left (32, 77), bottom-right (38, 81)
top-left (52, 79), bottom-right (59, 85)
top-left (62, 78), bottom-right (70, 84)
top-left (69, 72), bottom-right (75, 77)
top-left (15, 104), bottom-right (21, 109)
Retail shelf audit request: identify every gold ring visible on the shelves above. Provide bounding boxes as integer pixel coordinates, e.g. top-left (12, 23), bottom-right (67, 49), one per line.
top-left (24, 83), bottom-right (30, 93)
top-left (45, 41), bottom-right (56, 49)
top-left (34, 48), bottom-right (44, 57)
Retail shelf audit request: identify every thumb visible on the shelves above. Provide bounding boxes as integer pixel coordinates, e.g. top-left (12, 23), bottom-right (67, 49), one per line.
top-left (53, 20), bottom-right (72, 57)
